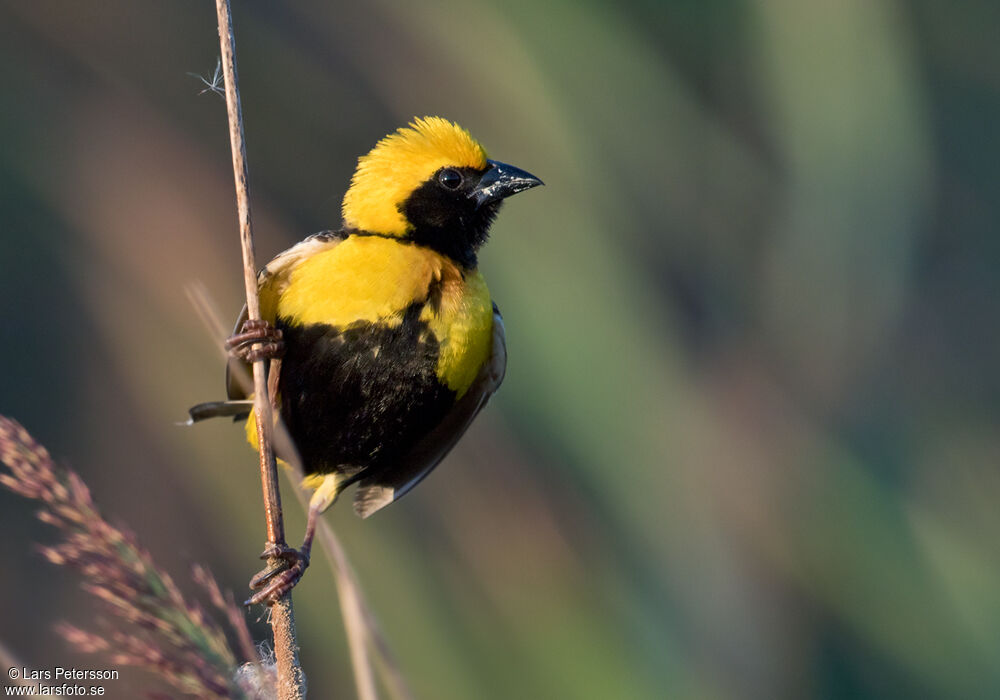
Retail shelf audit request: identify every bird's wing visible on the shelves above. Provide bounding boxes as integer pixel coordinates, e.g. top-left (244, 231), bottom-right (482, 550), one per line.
top-left (353, 303), bottom-right (508, 518)
top-left (227, 230), bottom-right (345, 400)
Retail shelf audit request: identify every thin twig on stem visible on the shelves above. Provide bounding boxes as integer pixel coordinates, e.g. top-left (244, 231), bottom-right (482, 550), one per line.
top-left (212, 2), bottom-right (305, 698)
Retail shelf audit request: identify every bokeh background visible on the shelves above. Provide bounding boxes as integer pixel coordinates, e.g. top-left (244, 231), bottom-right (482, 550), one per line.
top-left (2, 1), bottom-right (999, 698)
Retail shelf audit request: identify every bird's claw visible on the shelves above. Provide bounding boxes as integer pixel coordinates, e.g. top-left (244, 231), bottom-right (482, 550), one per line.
top-left (226, 319), bottom-right (284, 363)
top-left (245, 543), bottom-right (310, 607)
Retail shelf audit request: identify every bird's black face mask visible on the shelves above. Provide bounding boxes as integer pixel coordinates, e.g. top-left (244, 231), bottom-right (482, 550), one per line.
top-left (402, 159), bottom-right (542, 268)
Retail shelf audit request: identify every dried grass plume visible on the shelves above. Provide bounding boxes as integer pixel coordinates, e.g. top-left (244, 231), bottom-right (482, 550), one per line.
top-left (0, 416), bottom-right (272, 699)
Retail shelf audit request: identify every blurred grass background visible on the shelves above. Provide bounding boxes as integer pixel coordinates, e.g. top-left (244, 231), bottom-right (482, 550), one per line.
top-left (1, 1), bottom-right (998, 698)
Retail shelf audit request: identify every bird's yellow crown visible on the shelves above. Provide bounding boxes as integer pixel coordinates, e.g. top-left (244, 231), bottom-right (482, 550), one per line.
top-left (342, 117), bottom-right (488, 237)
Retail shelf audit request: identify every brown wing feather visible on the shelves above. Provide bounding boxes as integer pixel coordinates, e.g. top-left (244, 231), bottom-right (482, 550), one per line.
top-left (227, 231), bottom-right (345, 400)
top-left (354, 304), bottom-right (507, 518)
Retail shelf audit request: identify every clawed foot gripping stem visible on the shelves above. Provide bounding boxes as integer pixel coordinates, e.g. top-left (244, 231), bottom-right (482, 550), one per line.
top-left (226, 319), bottom-right (284, 363)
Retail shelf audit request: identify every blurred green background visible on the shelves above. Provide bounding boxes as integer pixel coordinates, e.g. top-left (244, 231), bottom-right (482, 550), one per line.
top-left (2, 1), bottom-right (999, 698)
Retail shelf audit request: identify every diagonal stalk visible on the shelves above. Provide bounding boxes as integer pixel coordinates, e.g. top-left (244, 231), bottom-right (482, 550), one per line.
top-left (212, 2), bottom-right (305, 698)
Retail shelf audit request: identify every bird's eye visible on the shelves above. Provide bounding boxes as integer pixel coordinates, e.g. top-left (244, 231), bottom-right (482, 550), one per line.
top-left (438, 168), bottom-right (463, 190)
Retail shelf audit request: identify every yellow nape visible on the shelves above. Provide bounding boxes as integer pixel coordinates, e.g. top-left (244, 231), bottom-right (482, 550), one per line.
top-left (342, 117), bottom-right (488, 237)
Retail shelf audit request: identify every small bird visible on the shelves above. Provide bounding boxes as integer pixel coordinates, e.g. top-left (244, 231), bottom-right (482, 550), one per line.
top-left (189, 117), bottom-right (542, 604)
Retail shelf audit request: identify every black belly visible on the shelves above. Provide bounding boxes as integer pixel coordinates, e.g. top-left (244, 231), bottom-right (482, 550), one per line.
top-left (276, 305), bottom-right (456, 478)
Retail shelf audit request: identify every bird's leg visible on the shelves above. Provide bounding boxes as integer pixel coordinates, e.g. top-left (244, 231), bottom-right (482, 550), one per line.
top-left (245, 502), bottom-right (320, 607)
top-left (244, 473), bottom-right (343, 606)
top-left (226, 319), bottom-right (284, 363)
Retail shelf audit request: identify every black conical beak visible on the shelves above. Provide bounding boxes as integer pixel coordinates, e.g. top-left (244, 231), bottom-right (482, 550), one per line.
top-left (471, 159), bottom-right (544, 208)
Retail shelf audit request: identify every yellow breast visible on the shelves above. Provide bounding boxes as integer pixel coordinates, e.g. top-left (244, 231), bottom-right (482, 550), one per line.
top-left (273, 235), bottom-right (493, 397)
top-left (276, 236), bottom-right (434, 327)
top-left (421, 262), bottom-right (493, 398)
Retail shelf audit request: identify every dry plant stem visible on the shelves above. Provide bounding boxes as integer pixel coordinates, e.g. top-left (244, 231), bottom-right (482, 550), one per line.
top-left (213, 2), bottom-right (304, 699)
top-left (213, 0), bottom-right (282, 546)
top-left (340, 582), bottom-right (377, 700)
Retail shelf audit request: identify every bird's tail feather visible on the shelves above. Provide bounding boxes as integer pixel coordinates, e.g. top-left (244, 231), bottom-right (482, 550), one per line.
top-left (185, 400), bottom-right (254, 424)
